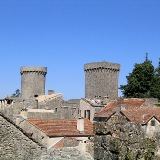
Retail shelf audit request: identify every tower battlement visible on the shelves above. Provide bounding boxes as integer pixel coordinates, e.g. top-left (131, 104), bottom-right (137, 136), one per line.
top-left (84, 62), bottom-right (120, 72)
top-left (20, 66), bottom-right (47, 75)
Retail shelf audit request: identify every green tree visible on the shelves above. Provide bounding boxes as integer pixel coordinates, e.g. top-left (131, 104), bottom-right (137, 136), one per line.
top-left (120, 54), bottom-right (160, 99)
top-left (150, 59), bottom-right (160, 99)
top-left (11, 89), bottom-right (21, 98)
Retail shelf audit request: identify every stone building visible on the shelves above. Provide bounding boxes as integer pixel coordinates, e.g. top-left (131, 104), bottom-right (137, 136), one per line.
top-left (0, 111), bottom-right (93, 160)
top-left (94, 98), bottom-right (160, 137)
top-left (84, 61), bottom-right (120, 100)
top-left (17, 118), bottom-right (94, 150)
top-left (1, 61), bottom-right (160, 159)
top-left (94, 114), bottom-right (160, 160)
top-left (21, 66), bottom-right (47, 99)
top-left (79, 98), bottom-right (107, 121)
top-left (121, 107), bottom-right (160, 137)
top-left (0, 66), bottom-right (81, 121)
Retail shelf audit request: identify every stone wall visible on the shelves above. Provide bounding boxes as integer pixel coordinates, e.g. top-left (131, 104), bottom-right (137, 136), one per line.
top-left (38, 96), bottom-right (62, 110)
top-left (20, 66), bottom-right (47, 99)
top-left (0, 111), bottom-right (94, 160)
top-left (84, 62), bottom-right (120, 100)
top-left (0, 98), bottom-right (24, 122)
top-left (94, 114), bottom-right (160, 160)
top-left (0, 112), bottom-right (43, 160)
top-left (17, 119), bottom-right (47, 146)
top-left (143, 98), bottom-right (160, 107)
top-left (41, 148), bottom-right (93, 160)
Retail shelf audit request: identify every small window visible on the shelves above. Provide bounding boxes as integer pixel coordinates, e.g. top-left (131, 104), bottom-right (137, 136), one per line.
top-left (151, 120), bottom-right (155, 126)
top-left (84, 110), bottom-right (90, 119)
top-left (84, 110), bottom-right (86, 118)
top-left (78, 109), bottom-right (81, 115)
top-left (55, 108), bottom-right (58, 112)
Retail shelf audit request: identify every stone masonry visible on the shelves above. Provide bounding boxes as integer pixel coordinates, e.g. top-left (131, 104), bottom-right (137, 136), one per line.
top-left (0, 112), bottom-right (43, 160)
top-left (94, 114), bottom-right (160, 160)
top-left (84, 62), bottom-right (120, 100)
top-left (0, 111), bottom-right (94, 160)
top-left (20, 66), bottom-right (47, 99)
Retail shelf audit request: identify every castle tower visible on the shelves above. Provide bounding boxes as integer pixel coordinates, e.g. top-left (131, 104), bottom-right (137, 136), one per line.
top-left (84, 62), bottom-right (120, 100)
top-left (20, 66), bottom-right (47, 99)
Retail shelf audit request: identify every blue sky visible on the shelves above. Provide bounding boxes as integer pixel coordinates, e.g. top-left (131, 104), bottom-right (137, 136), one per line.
top-left (0, 0), bottom-right (160, 100)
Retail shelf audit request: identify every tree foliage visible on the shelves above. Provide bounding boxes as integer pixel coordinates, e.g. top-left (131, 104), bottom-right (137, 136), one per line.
top-left (11, 89), bottom-right (21, 98)
top-left (120, 57), bottom-right (160, 99)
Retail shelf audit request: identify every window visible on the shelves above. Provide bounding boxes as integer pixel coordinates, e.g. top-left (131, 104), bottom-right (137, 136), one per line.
top-left (84, 110), bottom-right (86, 118)
top-left (84, 110), bottom-right (90, 120)
top-left (78, 109), bottom-right (81, 116)
top-left (151, 120), bottom-right (155, 126)
top-left (55, 108), bottom-right (58, 112)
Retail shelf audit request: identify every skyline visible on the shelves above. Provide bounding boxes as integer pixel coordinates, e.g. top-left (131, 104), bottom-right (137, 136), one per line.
top-left (0, 0), bottom-right (160, 100)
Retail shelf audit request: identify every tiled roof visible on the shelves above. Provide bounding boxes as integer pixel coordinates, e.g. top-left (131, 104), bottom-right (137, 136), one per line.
top-left (27, 118), bottom-right (94, 137)
top-left (94, 98), bottom-right (145, 118)
top-left (121, 107), bottom-right (160, 124)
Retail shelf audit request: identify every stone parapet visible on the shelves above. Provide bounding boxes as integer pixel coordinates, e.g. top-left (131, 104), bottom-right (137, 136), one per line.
top-left (84, 62), bottom-right (120, 72)
top-left (20, 66), bottom-right (47, 75)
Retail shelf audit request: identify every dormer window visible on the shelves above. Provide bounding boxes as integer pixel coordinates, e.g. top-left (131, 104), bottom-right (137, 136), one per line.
top-left (151, 119), bottom-right (155, 126)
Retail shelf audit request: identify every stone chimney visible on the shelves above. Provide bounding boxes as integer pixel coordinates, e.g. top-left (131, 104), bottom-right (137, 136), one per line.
top-left (48, 90), bottom-right (54, 95)
top-left (116, 97), bottom-right (125, 114)
top-left (77, 118), bottom-right (84, 133)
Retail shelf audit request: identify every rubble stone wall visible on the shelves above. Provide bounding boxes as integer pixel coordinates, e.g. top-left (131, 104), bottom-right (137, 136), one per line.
top-left (0, 113), bottom-right (42, 160)
top-left (94, 114), bottom-right (160, 160)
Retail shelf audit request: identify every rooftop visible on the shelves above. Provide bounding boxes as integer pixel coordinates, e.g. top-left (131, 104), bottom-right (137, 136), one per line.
top-left (94, 98), bottom-right (146, 118)
top-left (122, 107), bottom-right (160, 124)
top-left (27, 118), bottom-right (94, 137)
top-left (36, 93), bottom-right (62, 102)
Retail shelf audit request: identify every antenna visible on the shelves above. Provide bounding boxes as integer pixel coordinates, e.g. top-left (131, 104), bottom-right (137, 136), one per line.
top-left (145, 53), bottom-right (148, 61)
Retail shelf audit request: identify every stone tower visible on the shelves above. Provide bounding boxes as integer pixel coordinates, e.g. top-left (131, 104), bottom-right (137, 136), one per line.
top-left (20, 66), bottom-right (47, 99)
top-left (84, 62), bottom-right (120, 100)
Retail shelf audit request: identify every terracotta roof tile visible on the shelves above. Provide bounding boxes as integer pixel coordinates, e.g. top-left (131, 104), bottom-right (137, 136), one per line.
top-left (27, 118), bottom-right (94, 137)
top-left (121, 107), bottom-right (160, 124)
top-left (94, 98), bottom-right (145, 118)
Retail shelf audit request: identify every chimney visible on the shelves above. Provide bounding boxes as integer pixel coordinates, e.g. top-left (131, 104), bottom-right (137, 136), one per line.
top-left (116, 97), bottom-right (125, 114)
top-left (48, 90), bottom-right (54, 95)
top-left (77, 118), bottom-right (84, 133)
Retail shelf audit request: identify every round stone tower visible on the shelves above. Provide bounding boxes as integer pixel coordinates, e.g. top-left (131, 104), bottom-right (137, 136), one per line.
top-left (84, 62), bottom-right (120, 100)
top-left (20, 66), bottom-right (47, 99)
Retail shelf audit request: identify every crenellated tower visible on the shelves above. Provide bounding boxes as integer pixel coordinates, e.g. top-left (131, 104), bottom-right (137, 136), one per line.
top-left (20, 66), bottom-right (47, 99)
top-left (84, 62), bottom-right (120, 100)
